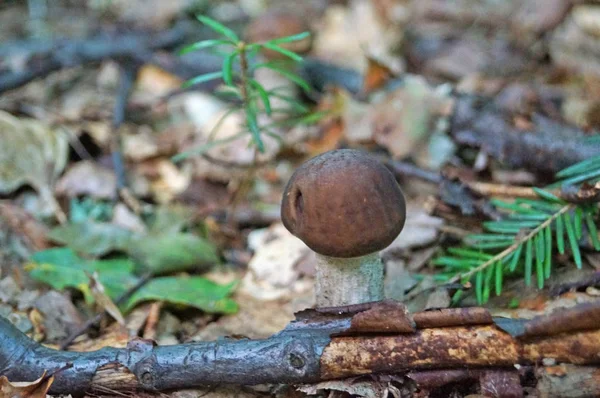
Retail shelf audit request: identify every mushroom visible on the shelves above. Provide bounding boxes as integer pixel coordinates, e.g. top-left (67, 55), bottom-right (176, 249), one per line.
top-left (281, 149), bottom-right (406, 307)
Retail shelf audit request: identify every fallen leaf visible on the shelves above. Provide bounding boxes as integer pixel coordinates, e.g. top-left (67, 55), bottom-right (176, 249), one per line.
top-left (124, 276), bottom-right (238, 314)
top-left (111, 203), bottom-right (147, 234)
top-left (362, 56), bottom-right (395, 94)
top-left (299, 376), bottom-right (393, 398)
top-left (312, 0), bottom-right (406, 73)
top-left (0, 202), bottom-right (50, 251)
top-left (383, 205), bottom-right (444, 253)
top-left (55, 160), bottom-right (117, 200)
top-left (33, 290), bottom-right (83, 342)
top-left (242, 224), bottom-right (314, 301)
top-left (371, 75), bottom-right (454, 164)
top-left (27, 248), bottom-right (138, 304)
top-left (0, 111), bottom-right (68, 219)
top-left (0, 371), bottom-right (54, 398)
top-left (47, 222), bottom-right (133, 257)
top-left (88, 271), bottom-right (125, 325)
top-left (126, 232), bottom-right (219, 275)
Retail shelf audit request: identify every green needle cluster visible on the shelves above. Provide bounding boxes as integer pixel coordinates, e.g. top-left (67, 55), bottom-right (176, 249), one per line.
top-left (173, 15), bottom-right (322, 162)
top-left (433, 154), bottom-right (600, 305)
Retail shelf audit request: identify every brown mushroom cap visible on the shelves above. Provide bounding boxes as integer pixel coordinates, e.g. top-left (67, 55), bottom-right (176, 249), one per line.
top-left (281, 149), bottom-right (406, 258)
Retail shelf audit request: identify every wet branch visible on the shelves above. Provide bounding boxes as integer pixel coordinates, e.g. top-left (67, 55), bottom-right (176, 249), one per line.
top-left (1, 301), bottom-right (600, 395)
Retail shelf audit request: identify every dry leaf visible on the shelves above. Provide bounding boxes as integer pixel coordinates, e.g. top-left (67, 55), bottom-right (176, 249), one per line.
top-left (0, 202), bottom-right (50, 251)
top-left (88, 271), bottom-right (125, 325)
top-left (382, 205), bottom-right (444, 253)
top-left (0, 111), bottom-right (68, 219)
top-left (55, 160), bottom-right (117, 200)
top-left (371, 75), bottom-right (454, 163)
top-left (0, 371), bottom-right (54, 398)
top-left (312, 0), bottom-right (407, 73)
top-left (242, 224), bottom-right (314, 301)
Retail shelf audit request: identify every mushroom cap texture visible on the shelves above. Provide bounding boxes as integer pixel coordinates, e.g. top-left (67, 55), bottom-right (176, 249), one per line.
top-left (281, 149), bottom-right (406, 258)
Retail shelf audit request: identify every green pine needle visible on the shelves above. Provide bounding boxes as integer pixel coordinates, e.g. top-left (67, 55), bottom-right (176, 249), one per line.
top-left (433, 153), bottom-right (600, 304)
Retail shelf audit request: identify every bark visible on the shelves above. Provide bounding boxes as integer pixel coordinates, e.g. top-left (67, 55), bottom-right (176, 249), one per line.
top-left (1, 301), bottom-right (600, 395)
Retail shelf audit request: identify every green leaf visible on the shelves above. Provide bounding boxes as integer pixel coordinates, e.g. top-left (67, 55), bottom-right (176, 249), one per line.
top-left (483, 220), bottom-right (539, 234)
top-left (509, 214), bottom-right (551, 221)
top-left (564, 212), bottom-right (582, 269)
top-left (535, 231), bottom-right (545, 263)
top-left (574, 207), bottom-right (584, 240)
top-left (124, 276), bottom-right (238, 314)
top-left (585, 211), bottom-right (600, 250)
top-left (535, 234), bottom-right (544, 289)
top-left (432, 257), bottom-right (482, 269)
top-left (483, 264), bottom-right (494, 303)
top-left (533, 187), bottom-right (564, 203)
top-left (261, 42), bottom-right (303, 61)
top-left (491, 199), bottom-right (540, 214)
top-left (48, 222), bottom-right (133, 257)
top-left (249, 79), bottom-right (272, 115)
top-left (466, 234), bottom-right (515, 242)
top-left (246, 104), bottom-right (265, 152)
top-left (515, 198), bottom-right (561, 213)
top-left (544, 226), bottom-right (552, 279)
top-left (556, 214), bottom-right (565, 254)
top-left (179, 39), bottom-right (233, 55)
top-left (222, 51), bottom-right (238, 86)
top-left (447, 248), bottom-right (493, 260)
top-left (475, 270), bottom-right (484, 305)
top-left (466, 242), bottom-right (514, 249)
top-left (509, 244), bottom-right (523, 272)
top-left (196, 15), bottom-right (239, 42)
top-left (451, 289), bottom-right (463, 306)
top-left (556, 155), bottom-right (600, 178)
top-left (558, 168), bottom-right (600, 187)
top-left (27, 248), bottom-right (137, 303)
top-left (125, 233), bottom-right (220, 275)
top-left (256, 62), bottom-right (311, 91)
top-left (525, 239), bottom-right (533, 286)
top-left (268, 31), bottom-right (311, 45)
top-left (495, 261), bottom-right (503, 296)
top-left (182, 71), bottom-right (223, 88)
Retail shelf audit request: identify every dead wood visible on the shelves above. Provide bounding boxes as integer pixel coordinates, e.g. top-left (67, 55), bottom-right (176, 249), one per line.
top-left (1, 301), bottom-right (600, 395)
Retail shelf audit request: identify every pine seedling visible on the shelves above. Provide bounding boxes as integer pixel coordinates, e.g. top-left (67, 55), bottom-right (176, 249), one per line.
top-left (173, 15), bottom-right (320, 161)
top-left (432, 154), bottom-right (600, 305)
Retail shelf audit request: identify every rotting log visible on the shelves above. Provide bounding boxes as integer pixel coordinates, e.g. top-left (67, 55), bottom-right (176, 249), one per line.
top-left (1, 300), bottom-right (600, 395)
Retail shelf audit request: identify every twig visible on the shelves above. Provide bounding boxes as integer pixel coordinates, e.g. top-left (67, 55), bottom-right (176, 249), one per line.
top-left (448, 204), bottom-right (573, 284)
top-left (0, 22), bottom-right (194, 94)
top-left (59, 272), bottom-right (152, 350)
top-left (111, 61), bottom-right (139, 193)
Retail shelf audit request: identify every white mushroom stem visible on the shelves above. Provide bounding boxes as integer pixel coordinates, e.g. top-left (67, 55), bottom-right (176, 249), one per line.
top-left (314, 252), bottom-right (384, 307)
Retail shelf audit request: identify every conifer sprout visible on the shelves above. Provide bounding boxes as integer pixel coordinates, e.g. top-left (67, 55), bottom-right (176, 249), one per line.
top-left (281, 149), bottom-right (406, 307)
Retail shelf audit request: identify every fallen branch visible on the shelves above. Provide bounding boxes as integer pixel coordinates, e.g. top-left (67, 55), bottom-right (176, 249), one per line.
top-left (0, 21), bottom-right (195, 94)
top-left (1, 301), bottom-right (600, 395)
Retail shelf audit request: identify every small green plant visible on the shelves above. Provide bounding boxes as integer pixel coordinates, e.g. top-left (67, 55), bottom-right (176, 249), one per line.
top-left (432, 154), bottom-right (600, 305)
top-left (174, 15), bottom-right (320, 161)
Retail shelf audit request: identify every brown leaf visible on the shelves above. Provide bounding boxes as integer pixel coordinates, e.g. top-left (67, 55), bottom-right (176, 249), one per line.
top-left (0, 111), bottom-right (68, 221)
top-left (55, 160), bottom-right (117, 200)
top-left (0, 202), bottom-right (50, 251)
top-left (88, 271), bottom-right (125, 326)
top-left (0, 371), bottom-right (54, 398)
top-left (362, 57), bottom-right (395, 94)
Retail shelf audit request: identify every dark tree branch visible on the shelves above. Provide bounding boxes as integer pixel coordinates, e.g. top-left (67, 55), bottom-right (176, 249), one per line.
top-left (1, 301), bottom-right (600, 395)
top-left (0, 21), bottom-right (194, 94)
